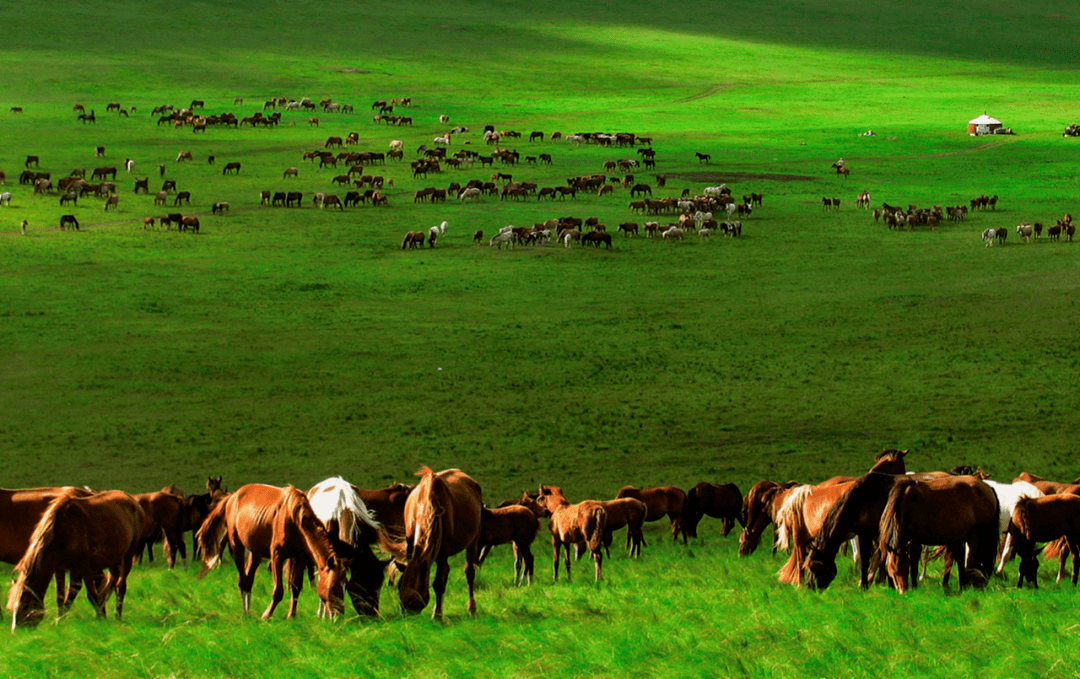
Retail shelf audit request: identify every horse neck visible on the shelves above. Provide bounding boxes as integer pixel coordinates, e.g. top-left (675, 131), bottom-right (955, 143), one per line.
top-left (281, 490), bottom-right (337, 569)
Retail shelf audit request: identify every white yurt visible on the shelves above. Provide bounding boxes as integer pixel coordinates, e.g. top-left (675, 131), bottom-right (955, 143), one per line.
top-left (968, 114), bottom-right (1003, 136)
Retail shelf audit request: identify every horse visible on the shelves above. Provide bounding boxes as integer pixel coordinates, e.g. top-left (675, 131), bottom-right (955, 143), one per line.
top-left (738, 480), bottom-right (801, 556)
top-left (376, 467), bottom-right (483, 618)
top-left (356, 483), bottom-right (414, 538)
top-left (614, 486), bottom-right (688, 544)
top-left (976, 479), bottom-right (1043, 575)
top-left (7, 489), bottom-right (144, 628)
top-left (196, 484), bottom-right (346, 619)
top-left (878, 476), bottom-right (999, 594)
top-left (476, 505), bottom-right (540, 586)
top-left (222, 162), bottom-right (241, 175)
top-left (535, 485), bottom-right (606, 582)
top-left (684, 482), bottom-right (743, 538)
top-left (695, 152), bottom-right (711, 164)
top-left (59, 215), bottom-right (79, 230)
top-left (132, 488), bottom-right (188, 570)
top-left (306, 477), bottom-right (389, 616)
top-left (1008, 495), bottom-right (1080, 587)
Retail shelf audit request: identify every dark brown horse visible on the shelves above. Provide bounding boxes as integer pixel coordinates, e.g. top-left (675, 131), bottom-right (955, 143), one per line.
top-left (133, 488), bottom-right (188, 570)
top-left (197, 484), bottom-right (346, 619)
top-left (357, 482), bottom-right (414, 537)
top-left (7, 489), bottom-right (145, 628)
top-left (738, 480), bottom-right (801, 557)
top-left (879, 476), bottom-right (999, 594)
top-left (306, 477), bottom-right (390, 616)
top-left (615, 485), bottom-right (689, 543)
top-left (535, 485), bottom-right (607, 582)
top-left (377, 468), bottom-right (483, 617)
top-left (684, 482), bottom-right (743, 538)
top-left (1009, 494), bottom-right (1080, 587)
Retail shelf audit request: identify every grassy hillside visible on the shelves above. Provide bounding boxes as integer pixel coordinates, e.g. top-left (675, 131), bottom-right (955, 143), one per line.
top-left (1, 0), bottom-right (1079, 676)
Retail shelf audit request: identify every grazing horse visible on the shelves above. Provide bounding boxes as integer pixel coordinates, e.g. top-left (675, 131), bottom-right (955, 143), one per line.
top-left (774, 480), bottom-right (858, 587)
top-left (695, 152), bottom-right (711, 164)
top-left (1008, 495), bottom-right (1080, 587)
top-left (878, 476), bottom-right (999, 594)
top-left (738, 480), bottom-right (801, 556)
top-left (196, 484), bottom-right (346, 619)
top-left (7, 489), bottom-right (144, 628)
top-left (376, 467), bottom-right (483, 618)
top-left (476, 505), bottom-right (540, 586)
top-left (684, 482), bottom-right (744, 538)
top-left (615, 486), bottom-right (689, 544)
top-left (535, 485), bottom-right (606, 582)
top-left (982, 479), bottom-right (1043, 574)
top-left (306, 477), bottom-right (389, 616)
top-left (222, 162), bottom-right (241, 175)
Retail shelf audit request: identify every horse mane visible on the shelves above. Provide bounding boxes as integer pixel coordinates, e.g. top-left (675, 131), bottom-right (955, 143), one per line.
top-left (811, 472), bottom-right (895, 554)
top-left (774, 485), bottom-right (811, 552)
top-left (1012, 496), bottom-right (1035, 543)
top-left (278, 485), bottom-right (338, 569)
top-left (407, 467), bottom-right (446, 566)
top-left (6, 488), bottom-right (76, 614)
top-left (874, 448), bottom-right (907, 462)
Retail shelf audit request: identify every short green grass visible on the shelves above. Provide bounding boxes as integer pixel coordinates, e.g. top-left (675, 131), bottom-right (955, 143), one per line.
top-left (1, 0), bottom-right (1080, 676)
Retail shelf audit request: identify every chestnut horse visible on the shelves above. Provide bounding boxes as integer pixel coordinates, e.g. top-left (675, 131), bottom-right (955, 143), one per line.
top-left (133, 488), bottom-right (188, 570)
top-left (738, 480), bottom-right (801, 557)
top-left (306, 477), bottom-right (389, 616)
top-left (615, 485), bottom-right (689, 544)
top-left (1008, 494), bottom-right (1080, 587)
top-left (7, 489), bottom-right (144, 628)
top-left (377, 468), bottom-right (483, 617)
top-left (536, 485), bottom-right (607, 582)
top-left (197, 484), bottom-right (346, 619)
top-left (356, 482), bottom-right (414, 537)
top-left (476, 504), bottom-right (540, 586)
top-left (684, 482), bottom-right (743, 538)
top-left (878, 476), bottom-right (999, 594)
top-left (0, 485), bottom-right (95, 612)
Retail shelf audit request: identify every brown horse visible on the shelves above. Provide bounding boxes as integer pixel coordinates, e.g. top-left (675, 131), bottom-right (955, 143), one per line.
top-left (738, 480), bottom-right (801, 557)
top-left (536, 485), bottom-right (607, 582)
top-left (132, 488), bottom-right (188, 570)
top-left (774, 480), bottom-right (856, 587)
top-left (357, 483), bottom-right (414, 538)
top-left (1009, 495), bottom-right (1080, 587)
top-left (377, 468), bottom-right (483, 617)
top-left (7, 489), bottom-right (145, 628)
top-left (477, 505), bottom-right (540, 586)
top-left (615, 485), bottom-right (689, 544)
top-left (306, 477), bottom-right (390, 616)
top-left (197, 484), bottom-right (346, 619)
top-left (684, 482), bottom-right (743, 538)
top-left (879, 476), bottom-right (999, 594)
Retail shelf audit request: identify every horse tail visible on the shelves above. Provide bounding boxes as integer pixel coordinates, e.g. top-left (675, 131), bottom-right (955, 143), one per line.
top-left (401, 232), bottom-right (410, 249)
top-left (684, 486), bottom-right (701, 533)
top-left (774, 485), bottom-right (811, 551)
top-left (586, 506), bottom-right (607, 554)
top-left (196, 495), bottom-right (230, 576)
top-left (408, 466), bottom-right (444, 565)
top-left (879, 477), bottom-right (918, 555)
top-left (6, 489), bottom-right (74, 615)
top-left (1011, 497), bottom-right (1036, 544)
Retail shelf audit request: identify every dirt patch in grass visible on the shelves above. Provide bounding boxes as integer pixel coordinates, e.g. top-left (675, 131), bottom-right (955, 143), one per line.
top-left (437, 25), bottom-right (466, 30)
top-left (665, 171), bottom-right (816, 183)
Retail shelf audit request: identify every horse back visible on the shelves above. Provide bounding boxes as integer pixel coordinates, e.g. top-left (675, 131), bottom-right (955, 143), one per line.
top-left (59, 490), bottom-right (145, 570)
top-left (0, 487), bottom-right (93, 564)
top-left (224, 484), bottom-right (285, 557)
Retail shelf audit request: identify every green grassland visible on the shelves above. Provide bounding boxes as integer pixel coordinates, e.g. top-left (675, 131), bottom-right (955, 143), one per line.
top-left (1, 0), bottom-right (1079, 676)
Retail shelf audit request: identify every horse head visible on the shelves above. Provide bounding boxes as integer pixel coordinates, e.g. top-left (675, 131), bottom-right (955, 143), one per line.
top-left (803, 549), bottom-right (838, 591)
top-left (397, 560), bottom-right (432, 613)
top-left (315, 555), bottom-right (347, 618)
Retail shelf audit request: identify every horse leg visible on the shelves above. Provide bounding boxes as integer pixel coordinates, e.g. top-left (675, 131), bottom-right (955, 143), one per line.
top-left (551, 538), bottom-right (561, 582)
top-left (63, 573), bottom-right (84, 609)
top-left (512, 542), bottom-right (522, 586)
top-left (431, 555), bottom-right (452, 619)
top-left (524, 545), bottom-right (535, 586)
top-left (233, 544), bottom-right (257, 614)
top-left (562, 543), bottom-right (573, 583)
top-left (113, 564), bottom-right (130, 620)
top-left (857, 534), bottom-right (873, 590)
top-left (261, 551), bottom-right (285, 620)
top-left (1057, 540), bottom-right (1069, 583)
top-left (54, 572), bottom-right (68, 612)
top-left (464, 542), bottom-right (479, 615)
top-left (940, 549), bottom-right (953, 588)
top-left (285, 558), bottom-right (304, 619)
top-left (593, 548), bottom-right (603, 582)
top-left (1071, 538), bottom-right (1080, 586)
top-left (721, 516), bottom-right (734, 537)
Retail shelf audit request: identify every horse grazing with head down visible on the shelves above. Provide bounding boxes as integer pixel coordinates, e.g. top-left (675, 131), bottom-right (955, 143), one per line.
top-left (306, 477), bottom-right (389, 616)
top-left (197, 484), bottom-right (346, 619)
top-left (738, 480), bottom-right (801, 557)
top-left (878, 476), bottom-right (999, 594)
top-left (684, 482), bottom-right (744, 538)
top-left (614, 485), bottom-right (689, 544)
top-left (377, 468), bottom-right (483, 618)
top-left (7, 489), bottom-right (145, 628)
top-left (536, 485), bottom-right (607, 582)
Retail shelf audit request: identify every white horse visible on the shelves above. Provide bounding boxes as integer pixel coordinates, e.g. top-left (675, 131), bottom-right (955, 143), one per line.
top-left (125, 158), bottom-right (134, 173)
top-left (490, 230), bottom-right (515, 248)
top-left (725, 203), bottom-right (738, 217)
top-left (693, 211), bottom-right (712, 224)
top-left (439, 221), bottom-right (448, 235)
top-left (1016, 223), bottom-right (1033, 243)
top-left (662, 226), bottom-right (684, 241)
top-left (0, 192), bottom-right (11, 206)
top-left (704, 185), bottom-right (726, 196)
top-left (439, 114), bottom-right (449, 123)
top-left (389, 140), bottom-right (403, 151)
top-left (433, 135), bottom-right (450, 147)
top-left (698, 228), bottom-right (712, 240)
top-left (982, 228), bottom-right (996, 247)
top-left (459, 188), bottom-right (480, 201)
top-left (307, 476), bottom-right (381, 544)
top-left (985, 479), bottom-right (1043, 573)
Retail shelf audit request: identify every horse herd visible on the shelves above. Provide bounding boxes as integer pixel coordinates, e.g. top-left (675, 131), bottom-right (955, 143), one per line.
top-left (5, 449), bottom-right (1078, 629)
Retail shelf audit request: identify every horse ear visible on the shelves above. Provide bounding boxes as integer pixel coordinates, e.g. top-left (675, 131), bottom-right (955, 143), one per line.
top-left (900, 449), bottom-right (908, 457)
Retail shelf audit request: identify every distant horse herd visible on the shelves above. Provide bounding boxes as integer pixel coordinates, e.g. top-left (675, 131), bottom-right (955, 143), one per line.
top-left (5, 447), bottom-right (1080, 629)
